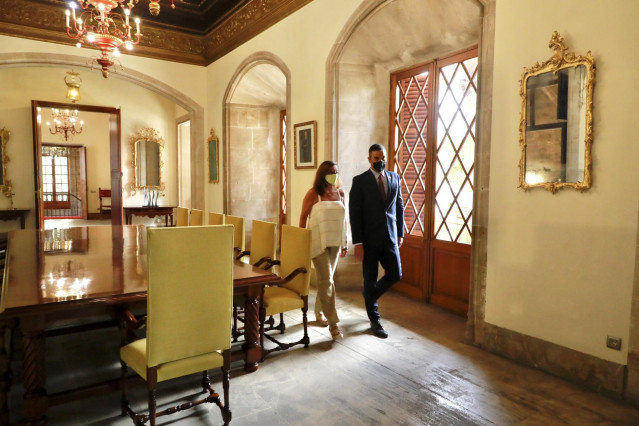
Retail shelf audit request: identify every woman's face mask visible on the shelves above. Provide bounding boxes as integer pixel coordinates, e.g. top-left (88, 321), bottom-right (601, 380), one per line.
top-left (325, 173), bottom-right (338, 185)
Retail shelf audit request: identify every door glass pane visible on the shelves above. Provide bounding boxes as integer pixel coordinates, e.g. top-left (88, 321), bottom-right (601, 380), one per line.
top-left (434, 57), bottom-right (477, 244)
top-left (393, 72), bottom-right (429, 237)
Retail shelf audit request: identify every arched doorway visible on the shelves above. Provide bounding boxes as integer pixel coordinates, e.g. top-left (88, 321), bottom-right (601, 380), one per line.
top-left (0, 52), bottom-right (206, 230)
top-left (324, 0), bottom-right (495, 334)
top-left (223, 52), bottom-right (291, 247)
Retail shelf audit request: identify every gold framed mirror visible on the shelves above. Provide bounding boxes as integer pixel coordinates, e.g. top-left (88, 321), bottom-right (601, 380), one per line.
top-left (125, 128), bottom-right (165, 197)
top-left (0, 127), bottom-right (12, 200)
top-left (519, 31), bottom-right (596, 193)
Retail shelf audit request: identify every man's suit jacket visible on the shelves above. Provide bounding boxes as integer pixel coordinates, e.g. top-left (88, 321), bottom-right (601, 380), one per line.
top-left (349, 169), bottom-right (404, 248)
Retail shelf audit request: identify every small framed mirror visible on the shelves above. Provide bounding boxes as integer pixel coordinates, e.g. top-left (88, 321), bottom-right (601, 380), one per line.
top-left (126, 128), bottom-right (165, 196)
top-left (0, 127), bottom-right (12, 199)
top-left (519, 31), bottom-right (596, 193)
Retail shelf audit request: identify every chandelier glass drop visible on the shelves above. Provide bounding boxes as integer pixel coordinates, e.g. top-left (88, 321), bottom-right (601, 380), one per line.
top-left (65, 0), bottom-right (142, 78)
top-left (47, 109), bottom-right (84, 142)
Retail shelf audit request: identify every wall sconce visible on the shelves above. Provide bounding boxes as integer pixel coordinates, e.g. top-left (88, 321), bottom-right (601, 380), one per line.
top-left (65, 71), bottom-right (82, 103)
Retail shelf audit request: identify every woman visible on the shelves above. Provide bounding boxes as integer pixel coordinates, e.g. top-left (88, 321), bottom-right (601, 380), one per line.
top-left (299, 161), bottom-right (348, 340)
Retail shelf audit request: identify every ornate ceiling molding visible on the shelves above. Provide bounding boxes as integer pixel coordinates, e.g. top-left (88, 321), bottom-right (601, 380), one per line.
top-left (0, 0), bottom-right (314, 66)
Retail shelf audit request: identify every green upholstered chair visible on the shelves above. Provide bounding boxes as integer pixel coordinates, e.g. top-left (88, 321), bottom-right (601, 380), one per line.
top-left (175, 206), bottom-right (189, 227)
top-left (190, 208), bottom-right (204, 226)
top-left (119, 225), bottom-right (234, 426)
top-left (260, 224), bottom-right (312, 359)
top-left (225, 215), bottom-right (247, 259)
top-left (208, 212), bottom-right (225, 225)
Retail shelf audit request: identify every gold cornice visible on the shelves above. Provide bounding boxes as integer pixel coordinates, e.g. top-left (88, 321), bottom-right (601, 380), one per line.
top-left (0, 0), bottom-right (314, 66)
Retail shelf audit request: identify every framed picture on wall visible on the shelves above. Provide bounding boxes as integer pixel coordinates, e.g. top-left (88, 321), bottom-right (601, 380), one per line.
top-left (208, 129), bottom-right (219, 183)
top-left (294, 120), bottom-right (317, 169)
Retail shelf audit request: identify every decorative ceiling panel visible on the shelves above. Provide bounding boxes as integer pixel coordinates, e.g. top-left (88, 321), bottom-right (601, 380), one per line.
top-left (0, 0), bottom-right (314, 66)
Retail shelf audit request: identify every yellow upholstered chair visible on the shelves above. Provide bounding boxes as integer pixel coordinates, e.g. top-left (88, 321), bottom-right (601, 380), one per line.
top-left (190, 208), bottom-right (204, 226)
top-left (249, 219), bottom-right (277, 267)
top-left (209, 212), bottom-right (225, 225)
top-left (232, 219), bottom-right (278, 342)
top-left (225, 215), bottom-right (247, 259)
top-left (175, 206), bottom-right (189, 227)
top-left (260, 224), bottom-right (312, 359)
top-left (119, 225), bottom-right (234, 426)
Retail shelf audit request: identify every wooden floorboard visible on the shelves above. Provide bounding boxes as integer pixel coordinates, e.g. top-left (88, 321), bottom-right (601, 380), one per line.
top-left (6, 283), bottom-right (639, 425)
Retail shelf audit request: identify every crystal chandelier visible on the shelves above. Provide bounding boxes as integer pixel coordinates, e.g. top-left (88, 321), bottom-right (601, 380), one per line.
top-left (47, 109), bottom-right (84, 141)
top-left (64, 1), bottom-right (178, 78)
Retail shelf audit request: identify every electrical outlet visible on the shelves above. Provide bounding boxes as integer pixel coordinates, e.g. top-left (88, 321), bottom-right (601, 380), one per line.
top-left (606, 336), bottom-right (622, 351)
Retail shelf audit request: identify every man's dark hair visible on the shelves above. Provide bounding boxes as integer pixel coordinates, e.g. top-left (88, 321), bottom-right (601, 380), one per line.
top-left (369, 144), bottom-right (386, 156)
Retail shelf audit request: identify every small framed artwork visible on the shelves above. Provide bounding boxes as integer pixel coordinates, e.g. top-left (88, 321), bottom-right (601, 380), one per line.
top-left (294, 120), bottom-right (317, 169)
top-left (207, 129), bottom-right (219, 183)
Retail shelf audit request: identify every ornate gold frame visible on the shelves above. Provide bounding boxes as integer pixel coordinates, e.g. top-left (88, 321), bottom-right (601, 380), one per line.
top-left (518, 31), bottom-right (596, 193)
top-left (125, 128), bottom-right (165, 197)
top-left (0, 127), bottom-right (12, 200)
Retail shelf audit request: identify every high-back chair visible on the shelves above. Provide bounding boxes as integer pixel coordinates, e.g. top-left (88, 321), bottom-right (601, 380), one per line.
top-left (232, 220), bottom-right (277, 342)
top-left (225, 215), bottom-right (246, 258)
top-left (209, 212), bottom-right (225, 225)
top-left (119, 225), bottom-right (234, 426)
top-left (249, 219), bottom-right (277, 267)
top-left (260, 224), bottom-right (312, 360)
top-left (190, 208), bottom-right (204, 226)
top-left (175, 206), bottom-right (189, 227)
top-left (98, 187), bottom-right (111, 215)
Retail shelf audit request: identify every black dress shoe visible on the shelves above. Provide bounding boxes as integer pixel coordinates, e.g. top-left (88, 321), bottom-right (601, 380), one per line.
top-left (370, 321), bottom-right (388, 339)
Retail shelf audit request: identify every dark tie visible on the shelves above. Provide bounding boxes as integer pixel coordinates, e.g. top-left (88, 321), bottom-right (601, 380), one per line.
top-left (378, 174), bottom-right (387, 203)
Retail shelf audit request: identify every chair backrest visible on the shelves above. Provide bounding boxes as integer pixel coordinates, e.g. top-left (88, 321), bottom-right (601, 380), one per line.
top-left (250, 219), bottom-right (277, 266)
top-left (175, 207), bottom-right (189, 227)
top-left (98, 188), bottom-right (111, 198)
top-left (208, 212), bottom-right (225, 225)
top-left (146, 225), bottom-right (234, 367)
top-left (98, 188), bottom-right (111, 208)
top-left (190, 209), bottom-right (204, 226)
top-left (225, 215), bottom-right (245, 251)
top-left (279, 224), bottom-right (312, 297)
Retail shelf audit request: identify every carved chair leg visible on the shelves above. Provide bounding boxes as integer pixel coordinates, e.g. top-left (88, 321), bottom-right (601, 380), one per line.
top-left (222, 351), bottom-right (232, 425)
top-left (278, 313), bottom-right (286, 334)
top-left (201, 371), bottom-right (210, 393)
top-left (120, 361), bottom-right (129, 416)
top-left (147, 367), bottom-right (158, 426)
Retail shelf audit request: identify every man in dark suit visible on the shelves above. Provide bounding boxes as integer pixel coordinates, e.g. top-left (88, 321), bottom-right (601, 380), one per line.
top-left (349, 144), bottom-right (404, 338)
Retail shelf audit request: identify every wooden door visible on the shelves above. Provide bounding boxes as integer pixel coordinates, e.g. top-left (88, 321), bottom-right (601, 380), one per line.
top-left (390, 48), bottom-right (478, 315)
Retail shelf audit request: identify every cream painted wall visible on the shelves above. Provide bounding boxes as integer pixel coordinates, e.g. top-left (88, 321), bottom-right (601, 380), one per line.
top-left (487, 0), bottom-right (639, 363)
top-left (0, 66), bottom-right (180, 229)
top-left (204, 0), bottom-right (362, 225)
top-left (0, 35), bottom-right (207, 109)
top-left (39, 110), bottom-right (110, 214)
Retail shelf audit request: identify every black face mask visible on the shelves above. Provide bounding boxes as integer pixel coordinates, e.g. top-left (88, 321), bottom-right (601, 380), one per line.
top-left (372, 160), bottom-right (386, 172)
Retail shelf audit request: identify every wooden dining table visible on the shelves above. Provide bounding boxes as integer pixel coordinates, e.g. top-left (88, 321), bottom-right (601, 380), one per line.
top-left (0, 225), bottom-right (279, 425)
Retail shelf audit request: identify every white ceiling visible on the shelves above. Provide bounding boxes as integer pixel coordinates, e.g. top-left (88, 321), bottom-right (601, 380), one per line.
top-left (229, 64), bottom-right (286, 108)
top-left (340, 0), bottom-right (481, 67)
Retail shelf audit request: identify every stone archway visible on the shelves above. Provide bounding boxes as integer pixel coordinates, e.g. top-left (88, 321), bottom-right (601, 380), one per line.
top-left (222, 52), bottom-right (291, 246)
top-left (0, 52), bottom-right (206, 211)
top-left (324, 0), bottom-right (496, 342)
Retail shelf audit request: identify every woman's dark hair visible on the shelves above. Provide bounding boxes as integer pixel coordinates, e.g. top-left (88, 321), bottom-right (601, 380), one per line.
top-left (313, 160), bottom-right (337, 196)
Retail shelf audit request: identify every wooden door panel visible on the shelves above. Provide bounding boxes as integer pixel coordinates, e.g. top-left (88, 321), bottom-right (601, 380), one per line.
top-left (430, 240), bottom-right (470, 316)
top-left (395, 235), bottom-right (428, 299)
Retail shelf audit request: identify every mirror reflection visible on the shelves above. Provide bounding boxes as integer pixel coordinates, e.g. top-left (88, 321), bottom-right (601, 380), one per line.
top-left (519, 31), bottom-right (595, 193)
top-left (126, 128), bottom-right (165, 197)
top-left (135, 140), bottom-right (160, 187)
top-left (525, 66), bottom-right (587, 184)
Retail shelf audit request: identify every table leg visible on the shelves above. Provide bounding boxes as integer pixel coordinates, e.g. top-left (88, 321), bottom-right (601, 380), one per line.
top-left (21, 316), bottom-right (47, 425)
top-left (0, 318), bottom-right (16, 426)
top-left (242, 287), bottom-right (262, 372)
